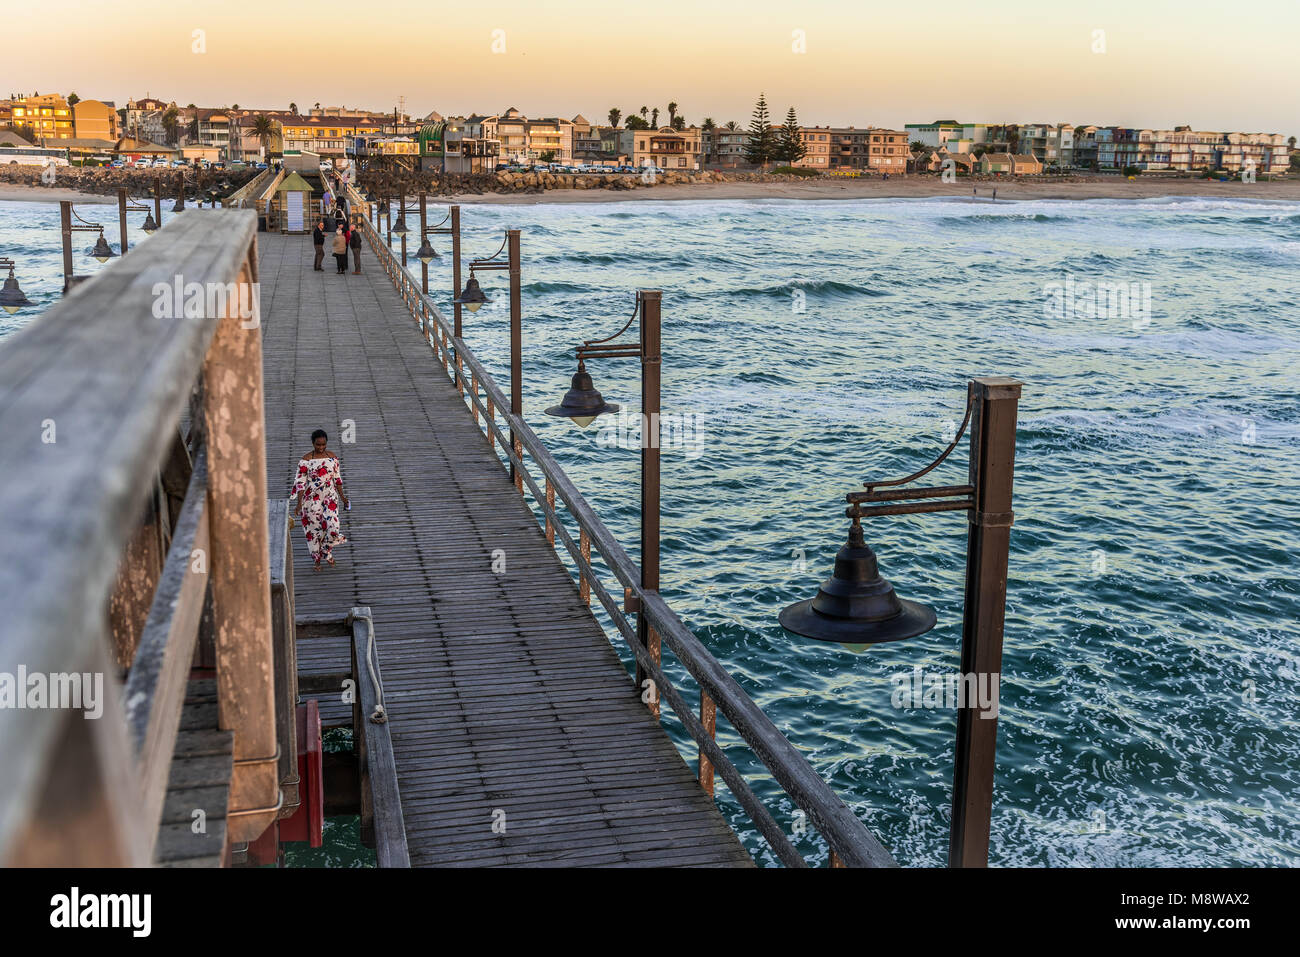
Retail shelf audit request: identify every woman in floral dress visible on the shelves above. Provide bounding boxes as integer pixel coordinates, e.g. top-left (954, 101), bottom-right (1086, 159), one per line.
top-left (291, 429), bottom-right (349, 569)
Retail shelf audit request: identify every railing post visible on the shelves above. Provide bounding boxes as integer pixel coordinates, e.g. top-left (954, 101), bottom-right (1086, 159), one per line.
top-left (202, 239), bottom-right (281, 843)
top-left (699, 691), bottom-right (716, 795)
top-left (471, 372), bottom-right (479, 429)
top-left (579, 529), bottom-right (591, 605)
top-left (545, 480), bottom-right (555, 545)
top-left (487, 396), bottom-right (495, 446)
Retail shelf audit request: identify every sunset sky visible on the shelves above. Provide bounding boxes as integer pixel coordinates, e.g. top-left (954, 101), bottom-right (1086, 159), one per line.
top-left (9, 0), bottom-right (1298, 134)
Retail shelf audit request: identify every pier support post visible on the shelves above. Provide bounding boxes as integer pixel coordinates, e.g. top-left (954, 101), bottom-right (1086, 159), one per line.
top-left (451, 205), bottom-right (462, 339)
top-left (508, 229), bottom-right (522, 492)
top-left (59, 201), bottom-right (74, 294)
top-left (948, 377), bottom-right (1020, 868)
top-left (635, 291), bottom-right (662, 719)
top-left (117, 188), bottom-right (129, 255)
top-left (419, 191), bottom-right (428, 294)
top-left (154, 175), bottom-right (163, 231)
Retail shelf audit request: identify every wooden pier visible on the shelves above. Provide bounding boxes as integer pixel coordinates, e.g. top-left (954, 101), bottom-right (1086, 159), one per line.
top-left (0, 203), bottom-right (897, 869)
top-left (259, 231), bottom-right (751, 866)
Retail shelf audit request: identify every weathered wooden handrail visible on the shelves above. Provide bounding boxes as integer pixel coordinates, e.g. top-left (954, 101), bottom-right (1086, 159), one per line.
top-left (223, 167), bottom-right (276, 209)
top-left (0, 209), bottom-right (281, 865)
top-left (360, 215), bottom-right (896, 868)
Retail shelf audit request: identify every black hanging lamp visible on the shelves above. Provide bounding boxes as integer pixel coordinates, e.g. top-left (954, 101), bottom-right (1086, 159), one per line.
top-left (779, 516), bottom-right (936, 645)
top-left (0, 267), bottom-right (33, 314)
top-left (544, 359), bottom-right (620, 429)
top-left (455, 274), bottom-right (488, 312)
top-left (90, 231), bottom-right (116, 263)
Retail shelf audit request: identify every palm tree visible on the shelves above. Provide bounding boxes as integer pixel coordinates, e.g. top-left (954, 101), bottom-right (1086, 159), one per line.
top-left (290, 101), bottom-right (299, 115)
top-left (651, 107), bottom-right (659, 128)
top-left (724, 120), bottom-right (739, 131)
top-left (67, 92), bottom-right (80, 106)
top-left (162, 106), bottom-right (180, 146)
top-left (701, 118), bottom-right (715, 163)
top-left (608, 107), bottom-right (621, 127)
top-left (667, 101), bottom-right (678, 124)
top-left (1290, 136), bottom-right (1297, 150)
top-left (252, 114), bottom-right (276, 157)
top-left (639, 106), bottom-right (649, 123)
top-left (314, 102), bottom-right (321, 111)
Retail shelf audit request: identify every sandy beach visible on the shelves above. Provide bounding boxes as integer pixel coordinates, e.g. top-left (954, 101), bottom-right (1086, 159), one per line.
top-left (3, 176), bottom-right (1298, 208)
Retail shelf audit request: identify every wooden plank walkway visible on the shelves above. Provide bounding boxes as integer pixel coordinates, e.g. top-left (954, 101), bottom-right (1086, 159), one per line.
top-left (257, 231), bottom-right (752, 867)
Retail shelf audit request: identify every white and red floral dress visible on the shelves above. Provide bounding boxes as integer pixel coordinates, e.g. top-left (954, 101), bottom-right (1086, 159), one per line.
top-left (291, 455), bottom-right (347, 564)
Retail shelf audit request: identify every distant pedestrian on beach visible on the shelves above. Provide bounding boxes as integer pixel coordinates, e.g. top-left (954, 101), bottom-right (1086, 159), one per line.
top-left (291, 429), bottom-right (348, 570)
top-left (312, 219), bottom-right (325, 271)
top-left (349, 221), bottom-right (362, 274)
top-left (332, 224), bottom-right (350, 274)
top-left (973, 187), bottom-right (977, 197)
top-left (992, 187), bottom-right (997, 201)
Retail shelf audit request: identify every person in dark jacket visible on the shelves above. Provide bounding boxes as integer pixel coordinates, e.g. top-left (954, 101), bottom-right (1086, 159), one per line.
top-left (349, 220), bottom-right (363, 274)
top-left (312, 219), bottom-right (325, 271)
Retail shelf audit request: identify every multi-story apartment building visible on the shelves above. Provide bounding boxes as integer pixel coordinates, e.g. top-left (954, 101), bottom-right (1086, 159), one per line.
top-left (1097, 127), bottom-right (1288, 174)
top-left (125, 97), bottom-right (170, 139)
top-left (864, 129), bottom-right (910, 174)
top-left (1072, 126), bottom-right (1100, 168)
top-left (6, 93), bottom-right (75, 142)
top-left (630, 126), bottom-right (703, 170)
top-left (483, 109), bottom-right (530, 163)
top-left (526, 117), bottom-right (574, 162)
top-left (904, 121), bottom-right (993, 152)
top-left (791, 126), bottom-right (908, 173)
top-left (72, 99), bottom-right (118, 141)
top-left (417, 118), bottom-right (500, 173)
top-left (1017, 124), bottom-right (1074, 167)
top-left (703, 127), bottom-right (750, 166)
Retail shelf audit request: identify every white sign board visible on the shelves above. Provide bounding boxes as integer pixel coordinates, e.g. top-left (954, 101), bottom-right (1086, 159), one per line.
top-left (286, 191), bottom-right (304, 232)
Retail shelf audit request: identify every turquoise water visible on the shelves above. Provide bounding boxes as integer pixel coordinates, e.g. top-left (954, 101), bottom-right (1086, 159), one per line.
top-left (4, 196), bottom-right (1297, 867)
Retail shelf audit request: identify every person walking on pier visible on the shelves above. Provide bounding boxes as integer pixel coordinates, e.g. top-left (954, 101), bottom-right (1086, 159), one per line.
top-left (332, 223), bottom-right (350, 274)
top-left (312, 219), bottom-right (326, 271)
top-left (291, 429), bottom-right (349, 569)
top-left (349, 220), bottom-right (362, 274)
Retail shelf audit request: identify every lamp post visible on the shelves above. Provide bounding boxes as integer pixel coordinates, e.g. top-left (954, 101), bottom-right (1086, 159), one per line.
top-left (545, 291), bottom-right (663, 717)
top-left (391, 189), bottom-right (415, 267)
top-left (414, 194), bottom-right (458, 300)
top-left (59, 201), bottom-right (117, 293)
top-left (173, 171), bottom-right (186, 213)
top-left (456, 229), bottom-right (521, 486)
top-left (778, 377), bottom-right (1022, 868)
top-left (0, 257), bottom-right (33, 315)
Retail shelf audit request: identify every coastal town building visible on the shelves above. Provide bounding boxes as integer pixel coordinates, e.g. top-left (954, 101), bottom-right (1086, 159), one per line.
top-left (1097, 127), bottom-right (1288, 174)
top-left (5, 93), bottom-right (74, 142)
top-left (865, 129), bottom-right (910, 174)
top-left (978, 152), bottom-right (1042, 175)
top-left (72, 100), bottom-right (119, 141)
top-left (417, 118), bottom-right (500, 173)
top-left (703, 127), bottom-right (750, 167)
top-left (904, 121), bottom-right (993, 152)
top-left (1018, 124), bottom-right (1073, 167)
top-left (630, 126), bottom-right (702, 170)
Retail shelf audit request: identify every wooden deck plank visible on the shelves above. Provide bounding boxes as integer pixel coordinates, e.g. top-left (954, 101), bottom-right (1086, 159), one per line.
top-left (258, 232), bottom-right (750, 868)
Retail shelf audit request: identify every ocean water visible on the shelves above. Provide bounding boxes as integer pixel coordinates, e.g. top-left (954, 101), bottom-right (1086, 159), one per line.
top-left (3, 195), bottom-right (1297, 867)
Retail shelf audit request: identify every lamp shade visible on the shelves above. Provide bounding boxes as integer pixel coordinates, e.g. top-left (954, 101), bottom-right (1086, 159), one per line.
top-left (0, 268), bottom-right (33, 314)
top-left (392, 215), bottom-right (409, 235)
top-left (141, 212), bottom-right (159, 233)
top-left (544, 361), bottom-right (620, 429)
top-left (779, 520), bottom-right (936, 645)
top-left (416, 237), bottom-right (437, 263)
top-left (90, 232), bottom-right (116, 263)
top-left (455, 275), bottom-right (488, 312)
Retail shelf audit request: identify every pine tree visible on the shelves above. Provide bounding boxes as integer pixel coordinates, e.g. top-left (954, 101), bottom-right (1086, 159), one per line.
top-left (744, 93), bottom-right (777, 167)
top-left (777, 107), bottom-right (806, 165)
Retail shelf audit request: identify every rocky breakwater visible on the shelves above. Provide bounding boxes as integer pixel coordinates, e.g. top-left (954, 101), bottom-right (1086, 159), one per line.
top-left (0, 163), bottom-right (258, 200)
